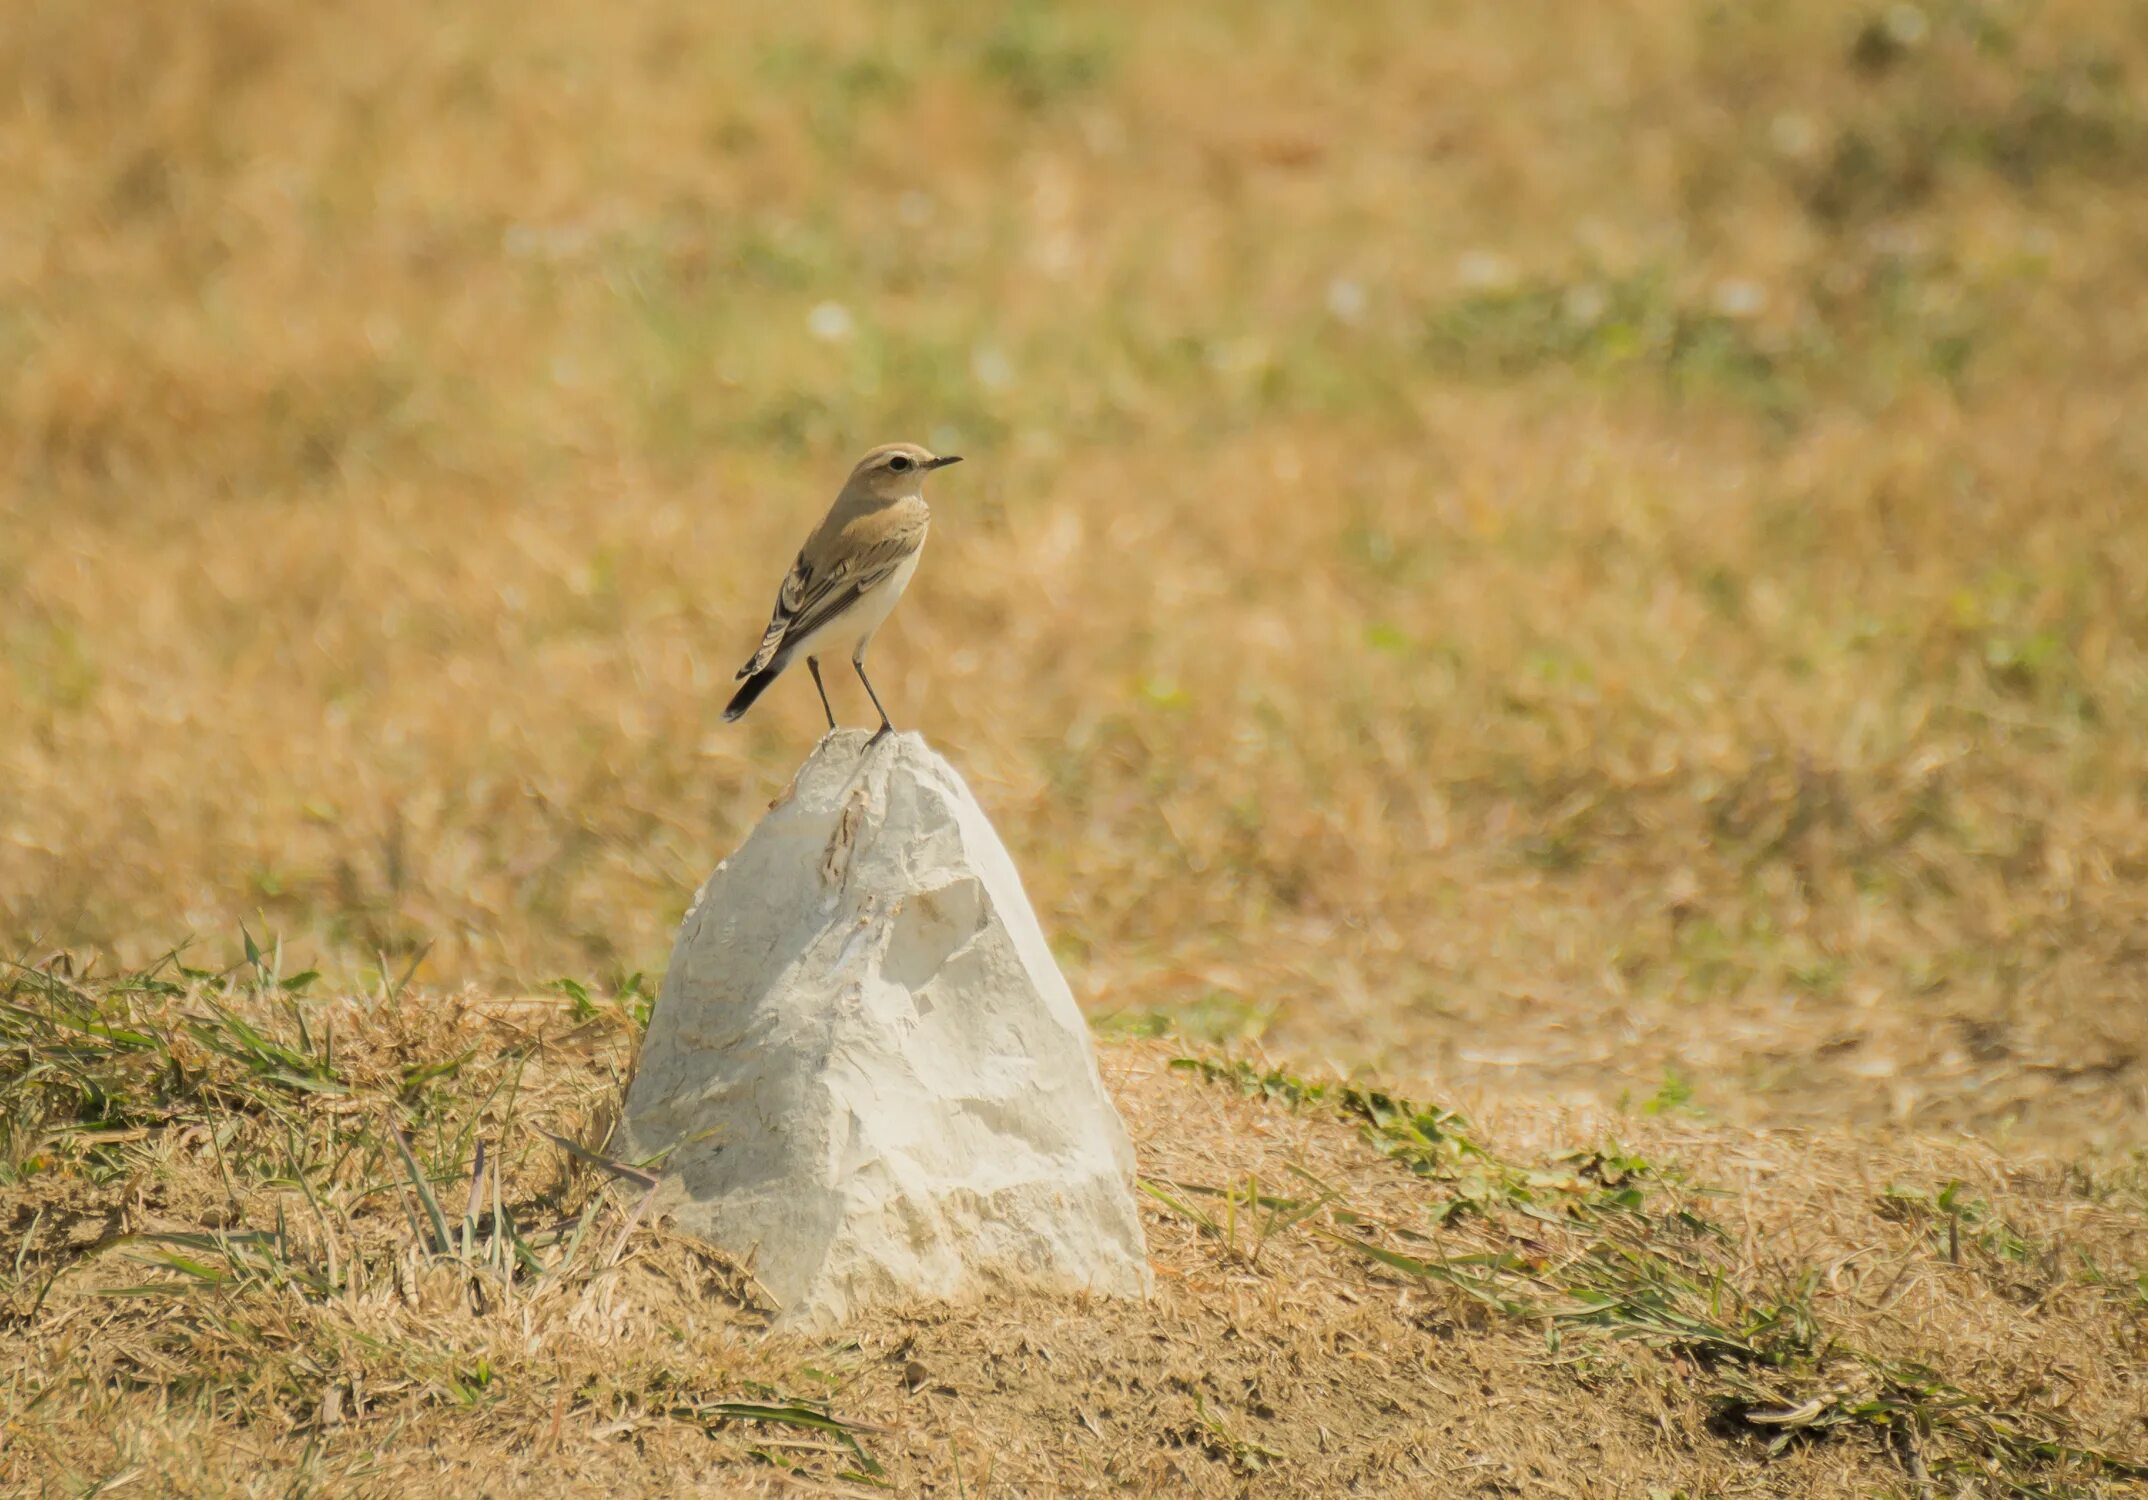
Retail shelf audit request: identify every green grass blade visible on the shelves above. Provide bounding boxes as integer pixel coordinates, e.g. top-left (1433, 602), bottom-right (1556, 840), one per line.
top-left (391, 1126), bottom-right (453, 1255)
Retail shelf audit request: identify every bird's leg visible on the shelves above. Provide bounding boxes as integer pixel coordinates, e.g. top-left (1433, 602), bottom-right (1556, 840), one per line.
top-left (853, 647), bottom-right (895, 746)
top-left (806, 656), bottom-right (836, 731)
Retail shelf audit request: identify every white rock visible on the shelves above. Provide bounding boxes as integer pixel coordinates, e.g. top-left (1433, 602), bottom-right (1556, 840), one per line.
top-left (623, 730), bottom-right (1151, 1329)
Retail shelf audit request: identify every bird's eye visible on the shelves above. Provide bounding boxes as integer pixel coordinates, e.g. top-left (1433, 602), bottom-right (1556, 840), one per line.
top-left (888, 455), bottom-right (913, 472)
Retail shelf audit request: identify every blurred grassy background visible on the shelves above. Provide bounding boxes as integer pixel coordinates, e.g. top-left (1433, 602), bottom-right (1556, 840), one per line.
top-left (5, 0), bottom-right (2147, 1141)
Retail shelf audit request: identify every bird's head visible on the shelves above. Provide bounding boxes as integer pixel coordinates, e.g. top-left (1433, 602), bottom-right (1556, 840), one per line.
top-left (846, 442), bottom-right (961, 502)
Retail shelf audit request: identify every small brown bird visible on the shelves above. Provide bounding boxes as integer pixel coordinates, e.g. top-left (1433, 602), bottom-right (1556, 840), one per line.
top-left (724, 442), bottom-right (961, 742)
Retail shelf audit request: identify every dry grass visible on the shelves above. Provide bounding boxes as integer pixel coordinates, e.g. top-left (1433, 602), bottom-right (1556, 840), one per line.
top-left (3, 966), bottom-right (2143, 1496)
top-left (7, 0), bottom-right (2148, 1142)
top-left (8, 5), bottom-right (2148, 1491)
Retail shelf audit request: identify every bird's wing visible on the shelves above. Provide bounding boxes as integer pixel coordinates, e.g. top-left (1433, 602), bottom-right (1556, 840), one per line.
top-left (735, 510), bottom-right (926, 678)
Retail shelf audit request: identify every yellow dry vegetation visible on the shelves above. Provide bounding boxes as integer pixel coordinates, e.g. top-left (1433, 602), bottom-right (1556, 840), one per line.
top-left (5, 3), bottom-right (2148, 1142)
top-left (3, 974), bottom-right (2143, 1496)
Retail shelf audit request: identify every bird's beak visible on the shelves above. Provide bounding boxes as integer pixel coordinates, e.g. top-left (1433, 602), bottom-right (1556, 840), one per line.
top-left (925, 454), bottom-right (963, 470)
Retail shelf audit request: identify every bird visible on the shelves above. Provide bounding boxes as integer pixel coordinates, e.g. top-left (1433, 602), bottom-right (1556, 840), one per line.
top-left (723, 442), bottom-right (961, 743)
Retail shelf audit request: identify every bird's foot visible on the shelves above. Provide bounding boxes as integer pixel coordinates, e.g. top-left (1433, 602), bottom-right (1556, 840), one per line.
top-left (865, 721), bottom-right (895, 750)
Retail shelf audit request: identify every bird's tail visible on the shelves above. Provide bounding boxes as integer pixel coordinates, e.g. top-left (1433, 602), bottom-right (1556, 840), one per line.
top-left (723, 660), bottom-right (783, 722)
